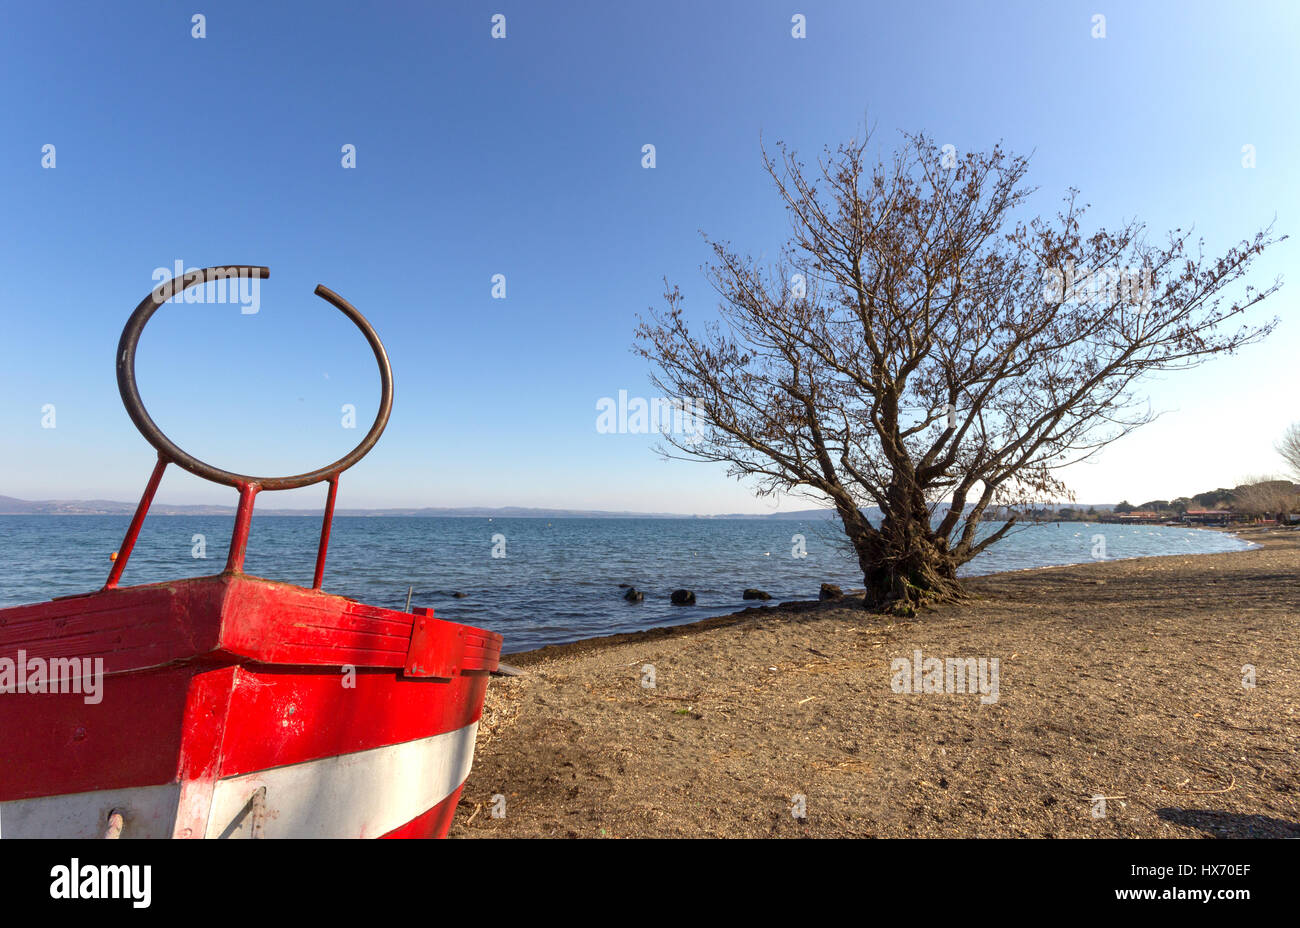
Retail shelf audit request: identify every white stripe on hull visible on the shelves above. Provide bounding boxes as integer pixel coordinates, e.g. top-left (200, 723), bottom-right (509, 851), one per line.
top-left (0, 722), bottom-right (478, 839)
top-left (205, 722), bottom-right (478, 838)
top-left (0, 784), bottom-right (180, 839)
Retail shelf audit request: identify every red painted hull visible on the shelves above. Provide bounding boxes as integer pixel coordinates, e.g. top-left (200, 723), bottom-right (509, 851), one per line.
top-left (0, 573), bottom-right (501, 838)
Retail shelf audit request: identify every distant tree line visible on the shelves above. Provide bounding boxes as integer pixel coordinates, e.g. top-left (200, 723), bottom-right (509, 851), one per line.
top-left (991, 424), bottom-right (1300, 523)
top-left (990, 479), bottom-right (1299, 523)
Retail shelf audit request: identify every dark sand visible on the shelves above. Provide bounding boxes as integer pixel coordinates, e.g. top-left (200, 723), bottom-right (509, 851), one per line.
top-left (450, 526), bottom-right (1299, 838)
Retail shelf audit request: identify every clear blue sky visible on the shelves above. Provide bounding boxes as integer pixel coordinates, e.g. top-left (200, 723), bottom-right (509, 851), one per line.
top-left (2, 1), bottom-right (1296, 512)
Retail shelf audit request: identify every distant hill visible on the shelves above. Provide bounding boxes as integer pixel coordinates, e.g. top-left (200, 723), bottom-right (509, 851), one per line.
top-left (0, 494), bottom-right (843, 520)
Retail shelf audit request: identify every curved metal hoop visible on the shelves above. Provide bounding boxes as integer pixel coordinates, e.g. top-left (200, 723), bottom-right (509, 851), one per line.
top-left (116, 266), bottom-right (393, 491)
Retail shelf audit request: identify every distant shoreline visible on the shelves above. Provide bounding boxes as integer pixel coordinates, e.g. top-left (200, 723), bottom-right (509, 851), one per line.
top-left (0, 496), bottom-right (1119, 520)
top-left (0, 497), bottom-right (838, 520)
top-left (0, 511), bottom-right (836, 519)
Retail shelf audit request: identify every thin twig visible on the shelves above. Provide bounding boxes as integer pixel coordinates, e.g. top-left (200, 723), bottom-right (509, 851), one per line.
top-left (1169, 775), bottom-right (1236, 796)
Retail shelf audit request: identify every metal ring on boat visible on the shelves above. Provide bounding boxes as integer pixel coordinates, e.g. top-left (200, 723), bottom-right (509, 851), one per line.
top-left (116, 266), bottom-right (393, 491)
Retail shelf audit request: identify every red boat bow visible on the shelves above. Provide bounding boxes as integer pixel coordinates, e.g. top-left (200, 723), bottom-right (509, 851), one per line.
top-left (0, 268), bottom-right (502, 838)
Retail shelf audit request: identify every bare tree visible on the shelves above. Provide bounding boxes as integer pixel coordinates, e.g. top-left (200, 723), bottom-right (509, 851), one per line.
top-left (1231, 477), bottom-right (1299, 517)
top-left (636, 131), bottom-right (1284, 613)
top-left (1277, 423), bottom-right (1300, 481)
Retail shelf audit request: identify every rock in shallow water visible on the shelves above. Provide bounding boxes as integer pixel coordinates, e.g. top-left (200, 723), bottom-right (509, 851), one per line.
top-left (623, 587), bottom-right (644, 602)
top-left (819, 583), bottom-right (843, 601)
top-left (670, 589), bottom-right (696, 605)
top-left (742, 588), bottom-right (771, 600)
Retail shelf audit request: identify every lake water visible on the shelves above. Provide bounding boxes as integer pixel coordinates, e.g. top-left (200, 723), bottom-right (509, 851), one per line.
top-left (0, 516), bottom-right (1255, 653)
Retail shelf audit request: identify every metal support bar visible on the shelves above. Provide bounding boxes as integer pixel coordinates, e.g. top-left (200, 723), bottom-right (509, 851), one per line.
top-left (225, 483), bottom-right (260, 574)
top-left (312, 476), bottom-right (340, 589)
top-left (104, 455), bottom-right (168, 590)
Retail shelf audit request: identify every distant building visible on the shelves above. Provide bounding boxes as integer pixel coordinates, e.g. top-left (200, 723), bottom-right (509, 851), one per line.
top-left (1102, 510), bottom-right (1162, 523)
top-left (1182, 509), bottom-right (1234, 524)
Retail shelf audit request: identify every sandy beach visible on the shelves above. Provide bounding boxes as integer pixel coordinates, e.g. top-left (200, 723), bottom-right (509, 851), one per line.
top-left (451, 526), bottom-right (1299, 838)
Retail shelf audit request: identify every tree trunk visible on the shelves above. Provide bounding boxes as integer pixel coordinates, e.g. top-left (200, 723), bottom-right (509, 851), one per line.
top-left (842, 510), bottom-right (966, 616)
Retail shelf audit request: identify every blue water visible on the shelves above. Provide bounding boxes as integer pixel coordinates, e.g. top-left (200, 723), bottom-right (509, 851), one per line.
top-left (0, 516), bottom-right (1255, 652)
